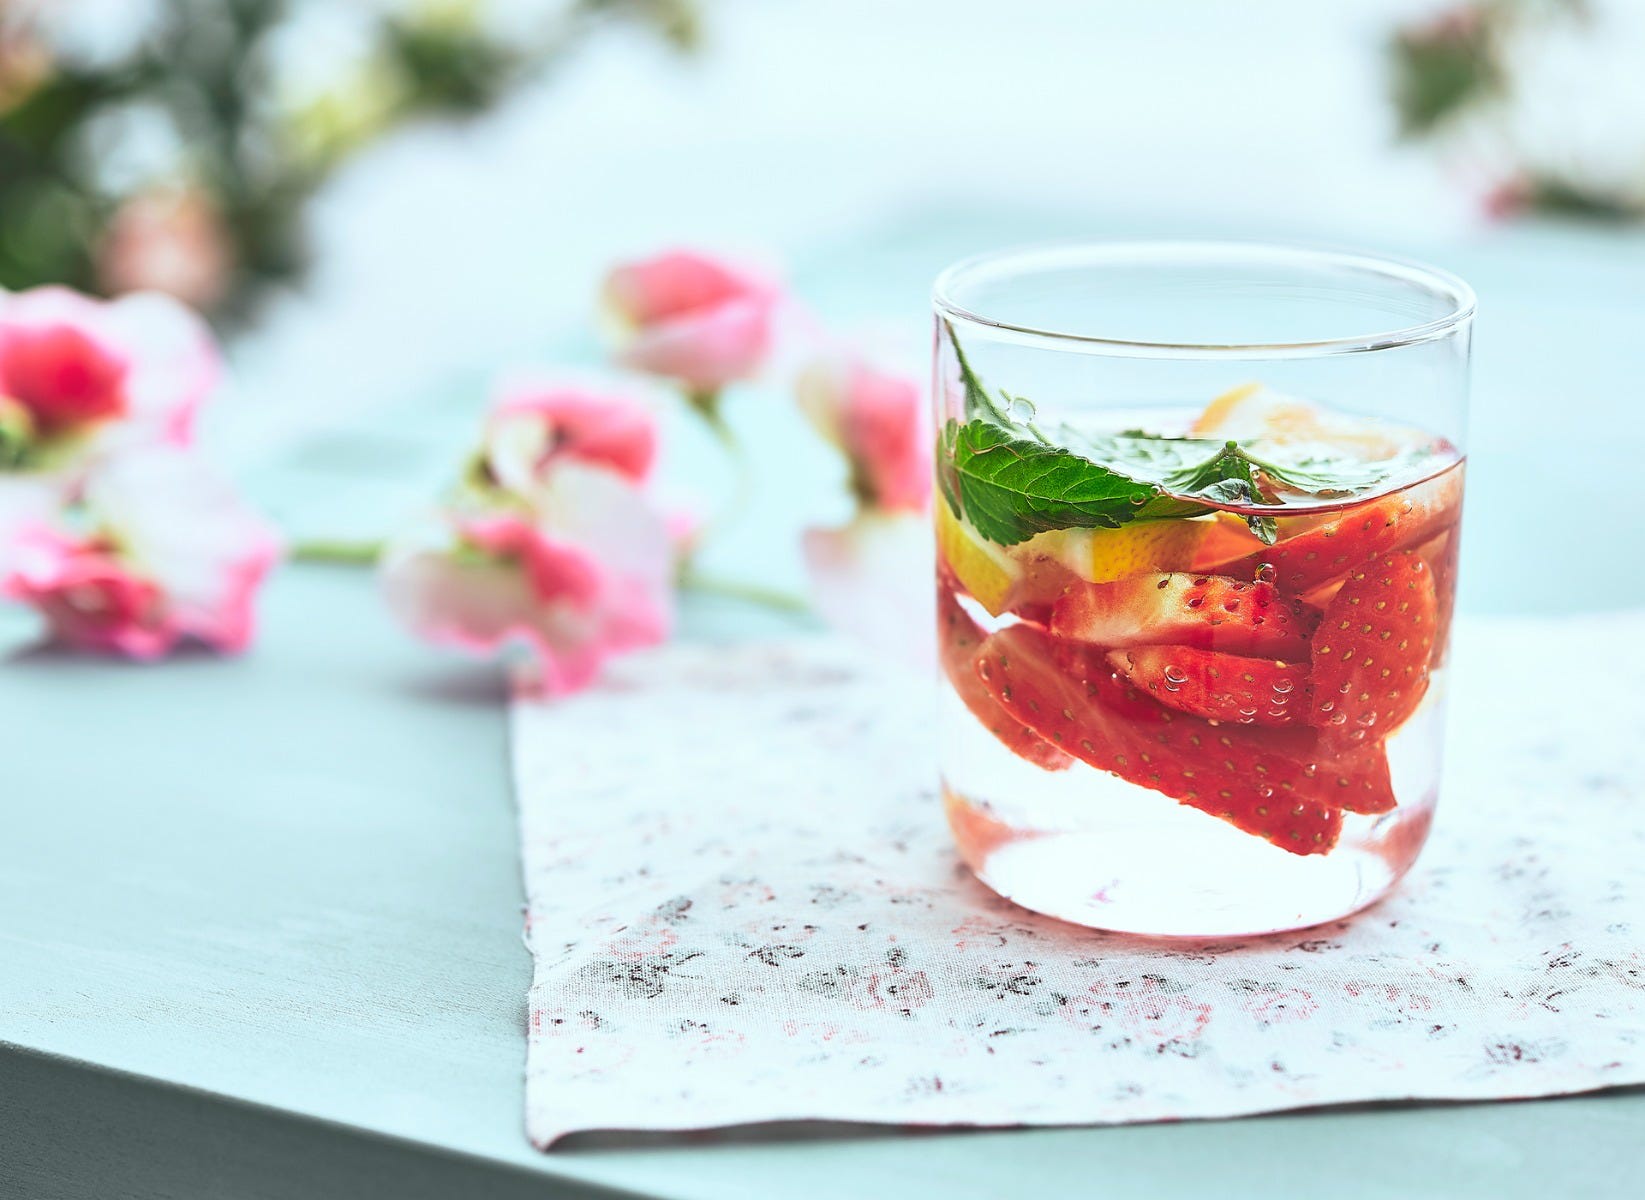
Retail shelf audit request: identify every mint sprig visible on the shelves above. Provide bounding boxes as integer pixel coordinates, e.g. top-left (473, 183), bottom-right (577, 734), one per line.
top-left (943, 323), bottom-right (1251, 543)
top-left (947, 420), bottom-right (1207, 545)
top-left (941, 324), bottom-right (1424, 548)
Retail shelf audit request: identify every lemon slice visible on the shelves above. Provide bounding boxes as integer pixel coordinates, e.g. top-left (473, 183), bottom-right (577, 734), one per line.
top-left (1193, 383), bottom-right (1413, 460)
top-left (1191, 382), bottom-right (1269, 436)
top-left (1024, 521), bottom-right (1216, 584)
top-left (935, 501), bottom-right (1019, 614)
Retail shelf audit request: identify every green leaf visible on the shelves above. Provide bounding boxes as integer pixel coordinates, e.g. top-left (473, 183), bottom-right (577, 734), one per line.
top-left (1165, 440), bottom-right (1279, 503)
top-left (940, 328), bottom-right (1429, 548)
top-left (1159, 440), bottom-right (1284, 543)
top-left (1066, 429), bottom-right (1229, 481)
top-left (943, 319), bottom-right (1018, 426)
top-left (944, 319), bottom-right (986, 418)
top-left (936, 421), bottom-right (963, 517)
top-left (1078, 429), bottom-right (1425, 506)
top-left (948, 419), bottom-right (1208, 545)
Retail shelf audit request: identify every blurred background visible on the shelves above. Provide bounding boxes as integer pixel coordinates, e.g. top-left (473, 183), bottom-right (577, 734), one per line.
top-left (4, 0), bottom-right (1643, 616)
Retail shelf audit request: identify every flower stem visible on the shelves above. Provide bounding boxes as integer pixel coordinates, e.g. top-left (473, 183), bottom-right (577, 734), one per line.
top-left (290, 537), bottom-right (385, 566)
top-left (678, 565), bottom-right (810, 614)
top-left (683, 388), bottom-right (755, 546)
top-left (688, 389), bottom-right (737, 454)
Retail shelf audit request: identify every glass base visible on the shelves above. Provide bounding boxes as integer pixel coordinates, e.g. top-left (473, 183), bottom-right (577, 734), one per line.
top-left (940, 628), bottom-right (1454, 934)
top-left (947, 784), bottom-right (1431, 937)
top-left (939, 675), bottom-right (1446, 938)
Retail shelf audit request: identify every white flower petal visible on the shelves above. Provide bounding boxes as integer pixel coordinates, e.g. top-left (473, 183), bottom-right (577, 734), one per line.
top-left (84, 448), bottom-right (280, 620)
top-left (803, 510), bottom-right (935, 672)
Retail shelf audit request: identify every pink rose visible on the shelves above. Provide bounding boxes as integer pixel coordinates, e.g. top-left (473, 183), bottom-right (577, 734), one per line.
top-left (797, 354), bottom-right (931, 514)
top-left (604, 250), bottom-right (779, 393)
top-left (0, 285), bottom-right (220, 454)
top-left (96, 186), bottom-right (233, 313)
top-left (381, 458), bottom-right (675, 696)
top-left (483, 383), bottom-right (659, 491)
top-left (2, 450), bottom-right (281, 658)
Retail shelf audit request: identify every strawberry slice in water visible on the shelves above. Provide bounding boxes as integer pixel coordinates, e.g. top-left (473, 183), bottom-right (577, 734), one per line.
top-left (1308, 550), bottom-right (1437, 753)
top-left (1051, 572), bottom-right (1317, 660)
top-left (938, 580), bottom-right (1072, 771)
top-left (1414, 528), bottom-right (1460, 669)
top-left (974, 625), bottom-right (1344, 854)
top-left (1324, 741), bottom-right (1399, 815)
top-left (1108, 645), bottom-right (1308, 727)
top-left (1090, 649), bottom-right (1395, 815)
top-left (1223, 469), bottom-right (1463, 595)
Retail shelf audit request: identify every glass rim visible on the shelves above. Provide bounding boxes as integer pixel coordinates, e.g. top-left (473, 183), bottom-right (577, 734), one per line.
top-left (931, 240), bottom-right (1477, 361)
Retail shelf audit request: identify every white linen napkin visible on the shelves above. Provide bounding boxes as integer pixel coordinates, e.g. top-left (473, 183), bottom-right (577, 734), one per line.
top-left (513, 613), bottom-right (1645, 1148)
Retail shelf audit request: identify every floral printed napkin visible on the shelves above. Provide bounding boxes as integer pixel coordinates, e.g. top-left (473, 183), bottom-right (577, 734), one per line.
top-left (512, 613), bottom-right (1645, 1148)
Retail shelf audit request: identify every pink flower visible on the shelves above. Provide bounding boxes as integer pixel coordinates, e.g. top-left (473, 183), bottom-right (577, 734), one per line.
top-left (483, 383), bottom-right (659, 491)
top-left (604, 249), bottom-right (780, 393)
top-left (2, 450), bottom-right (281, 658)
top-left (802, 510), bottom-right (935, 671)
top-left (96, 185), bottom-right (233, 313)
top-left (1482, 174), bottom-right (1534, 221)
top-left (797, 354), bottom-right (930, 513)
top-left (0, 285), bottom-right (220, 453)
top-left (381, 459), bottom-right (675, 696)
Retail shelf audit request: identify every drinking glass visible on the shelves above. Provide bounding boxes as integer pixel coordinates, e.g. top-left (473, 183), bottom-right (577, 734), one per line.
top-left (931, 242), bottom-right (1473, 937)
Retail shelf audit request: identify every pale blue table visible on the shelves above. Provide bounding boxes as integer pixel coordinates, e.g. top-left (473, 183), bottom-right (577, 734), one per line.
top-left (4, 212), bottom-right (1642, 1197)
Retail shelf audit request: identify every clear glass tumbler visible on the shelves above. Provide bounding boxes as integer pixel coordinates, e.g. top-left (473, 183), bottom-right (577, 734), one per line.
top-left (931, 242), bottom-right (1473, 937)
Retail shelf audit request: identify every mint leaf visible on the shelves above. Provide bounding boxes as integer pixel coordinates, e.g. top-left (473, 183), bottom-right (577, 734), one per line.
top-left (1244, 443), bottom-right (1432, 497)
top-left (1162, 439), bottom-right (1283, 543)
top-left (1085, 430), bottom-right (1424, 505)
top-left (948, 419), bottom-right (1207, 545)
top-left (1169, 453), bottom-right (1274, 506)
top-left (944, 319), bottom-right (1006, 424)
top-left (1067, 429), bottom-right (1228, 480)
top-left (940, 327), bottom-right (1425, 548)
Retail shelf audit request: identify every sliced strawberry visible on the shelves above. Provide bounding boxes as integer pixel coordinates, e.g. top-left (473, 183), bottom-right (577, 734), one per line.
top-left (943, 787), bottom-right (1029, 867)
top-left (974, 625), bottom-right (1344, 854)
top-left (1051, 573), bottom-right (1317, 660)
top-left (1324, 741), bottom-right (1399, 815)
top-left (938, 580), bottom-right (1072, 771)
top-left (1102, 647), bottom-right (1396, 815)
top-left (1105, 651), bottom-right (1394, 816)
top-left (1006, 552), bottom-right (1081, 627)
top-left (1223, 468), bottom-right (1463, 595)
top-left (1414, 528), bottom-right (1461, 669)
top-left (1308, 550), bottom-right (1437, 753)
top-left (1107, 645), bottom-right (1308, 726)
